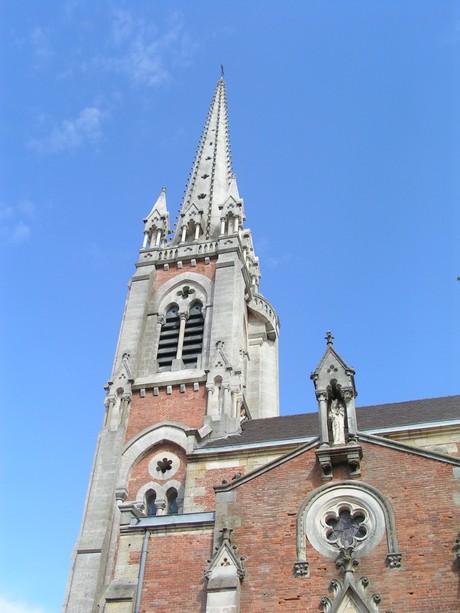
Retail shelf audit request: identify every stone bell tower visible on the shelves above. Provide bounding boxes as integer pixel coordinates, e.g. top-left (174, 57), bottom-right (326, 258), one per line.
top-left (63, 76), bottom-right (279, 612)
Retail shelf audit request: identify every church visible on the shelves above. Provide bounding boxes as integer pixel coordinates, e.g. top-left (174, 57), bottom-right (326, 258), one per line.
top-left (63, 77), bottom-right (460, 612)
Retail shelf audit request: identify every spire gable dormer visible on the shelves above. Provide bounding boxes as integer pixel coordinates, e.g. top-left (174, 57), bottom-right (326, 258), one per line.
top-left (218, 176), bottom-right (245, 236)
top-left (142, 187), bottom-right (170, 249)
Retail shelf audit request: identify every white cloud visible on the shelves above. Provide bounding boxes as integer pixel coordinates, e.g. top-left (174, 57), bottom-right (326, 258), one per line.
top-left (10, 222), bottom-right (32, 244)
top-left (0, 205), bottom-right (14, 221)
top-left (18, 200), bottom-right (37, 219)
top-left (111, 8), bottom-right (135, 46)
top-left (0, 201), bottom-right (38, 245)
top-left (0, 595), bottom-right (48, 613)
top-left (30, 106), bottom-right (106, 153)
top-left (95, 9), bottom-right (196, 88)
top-left (29, 25), bottom-right (54, 65)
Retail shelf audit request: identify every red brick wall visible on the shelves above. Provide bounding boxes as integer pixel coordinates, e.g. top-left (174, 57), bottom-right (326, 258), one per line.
top-left (125, 383), bottom-right (207, 442)
top-left (153, 258), bottom-right (216, 290)
top-left (216, 442), bottom-right (459, 612)
top-left (138, 530), bottom-right (212, 613)
top-left (192, 463), bottom-right (246, 511)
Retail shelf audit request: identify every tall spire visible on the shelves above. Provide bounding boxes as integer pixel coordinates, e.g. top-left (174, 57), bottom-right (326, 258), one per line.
top-left (174, 77), bottom-right (240, 242)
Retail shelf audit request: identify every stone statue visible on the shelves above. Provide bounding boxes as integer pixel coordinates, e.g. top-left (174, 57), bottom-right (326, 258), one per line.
top-left (329, 399), bottom-right (346, 445)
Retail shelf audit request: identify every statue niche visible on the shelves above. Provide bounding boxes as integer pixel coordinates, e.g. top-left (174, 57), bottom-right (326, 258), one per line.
top-left (311, 333), bottom-right (362, 479)
top-left (327, 380), bottom-right (347, 447)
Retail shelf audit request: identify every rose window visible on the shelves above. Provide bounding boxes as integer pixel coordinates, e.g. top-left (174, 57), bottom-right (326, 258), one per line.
top-left (305, 487), bottom-right (385, 560)
top-left (324, 507), bottom-right (367, 547)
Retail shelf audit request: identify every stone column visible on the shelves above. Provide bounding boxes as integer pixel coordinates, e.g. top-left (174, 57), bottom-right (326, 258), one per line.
top-left (176, 313), bottom-right (188, 360)
top-left (316, 391), bottom-right (329, 446)
top-left (343, 388), bottom-right (357, 440)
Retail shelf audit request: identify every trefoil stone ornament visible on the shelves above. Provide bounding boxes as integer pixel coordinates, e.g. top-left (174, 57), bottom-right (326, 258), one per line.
top-left (293, 561), bottom-right (310, 578)
top-left (385, 553), bottom-right (402, 569)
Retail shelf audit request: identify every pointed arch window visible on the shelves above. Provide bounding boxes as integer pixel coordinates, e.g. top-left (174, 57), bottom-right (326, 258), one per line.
top-left (157, 300), bottom-right (204, 371)
top-left (166, 488), bottom-right (179, 515)
top-left (146, 492), bottom-right (157, 516)
top-left (157, 304), bottom-right (180, 371)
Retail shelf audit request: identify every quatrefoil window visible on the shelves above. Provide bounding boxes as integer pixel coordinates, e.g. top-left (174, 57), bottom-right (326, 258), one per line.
top-left (325, 508), bottom-right (367, 546)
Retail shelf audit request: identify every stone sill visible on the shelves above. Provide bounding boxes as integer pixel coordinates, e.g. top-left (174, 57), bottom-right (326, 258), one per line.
top-left (121, 512), bottom-right (215, 532)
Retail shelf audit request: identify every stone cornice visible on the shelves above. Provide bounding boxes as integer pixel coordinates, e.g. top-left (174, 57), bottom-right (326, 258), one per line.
top-left (132, 372), bottom-right (207, 390)
top-left (357, 432), bottom-right (460, 465)
top-left (213, 438), bottom-right (320, 492)
top-left (192, 436), bottom-right (316, 457)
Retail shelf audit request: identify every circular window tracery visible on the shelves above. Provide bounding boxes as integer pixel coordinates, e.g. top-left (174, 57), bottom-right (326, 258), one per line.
top-left (148, 451), bottom-right (180, 480)
top-left (305, 487), bottom-right (385, 559)
top-left (323, 505), bottom-right (368, 547)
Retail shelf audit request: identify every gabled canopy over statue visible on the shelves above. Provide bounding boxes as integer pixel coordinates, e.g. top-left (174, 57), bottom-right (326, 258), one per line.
top-left (310, 331), bottom-right (358, 448)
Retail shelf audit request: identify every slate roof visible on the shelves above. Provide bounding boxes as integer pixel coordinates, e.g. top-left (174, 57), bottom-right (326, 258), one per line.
top-left (202, 395), bottom-right (460, 449)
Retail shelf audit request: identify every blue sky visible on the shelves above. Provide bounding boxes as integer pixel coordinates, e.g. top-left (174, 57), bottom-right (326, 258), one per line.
top-left (1, 2), bottom-right (459, 611)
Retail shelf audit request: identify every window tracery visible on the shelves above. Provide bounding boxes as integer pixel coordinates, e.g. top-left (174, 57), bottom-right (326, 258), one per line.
top-left (306, 489), bottom-right (383, 559)
top-left (295, 482), bottom-right (403, 572)
top-left (323, 506), bottom-right (368, 548)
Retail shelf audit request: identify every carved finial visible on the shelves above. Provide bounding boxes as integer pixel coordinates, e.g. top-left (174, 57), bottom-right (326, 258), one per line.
top-left (220, 527), bottom-right (233, 544)
top-left (335, 540), bottom-right (359, 575)
top-left (220, 63), bottom-right (224, 79)
top-left (161, 186), bottom-right (166, 193)
top-left (325, 330), bottom-right (334, 346)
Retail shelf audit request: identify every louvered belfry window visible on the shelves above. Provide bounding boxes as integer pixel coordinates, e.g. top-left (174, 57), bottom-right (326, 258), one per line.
top-left (157, 304), bottom-right (180, 371)
top-left (156, 301), bottom-right (204, 371)
top-left (182, 302), bottom-right (204, 368)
